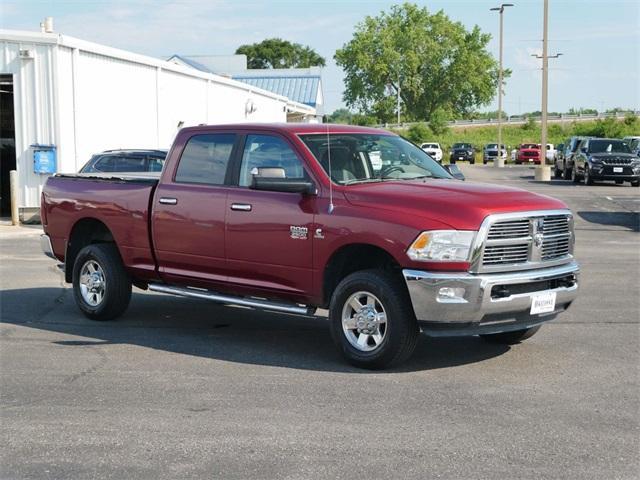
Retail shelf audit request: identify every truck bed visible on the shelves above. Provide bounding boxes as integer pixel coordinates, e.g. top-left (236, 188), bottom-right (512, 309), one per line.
top-left (42, 173), bottom-right (160, 281)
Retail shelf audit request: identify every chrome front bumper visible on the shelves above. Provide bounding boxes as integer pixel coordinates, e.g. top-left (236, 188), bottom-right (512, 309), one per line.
top-left (403, 261), bottom-right (579, 336)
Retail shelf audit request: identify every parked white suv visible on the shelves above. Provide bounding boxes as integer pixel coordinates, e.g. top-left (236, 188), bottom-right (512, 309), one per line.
top-left (420, 143), bottom-right (443, 162)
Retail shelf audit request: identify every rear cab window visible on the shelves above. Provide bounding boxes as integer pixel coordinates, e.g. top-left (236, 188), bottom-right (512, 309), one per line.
top-left (174, 134), bottom-right (236, 185)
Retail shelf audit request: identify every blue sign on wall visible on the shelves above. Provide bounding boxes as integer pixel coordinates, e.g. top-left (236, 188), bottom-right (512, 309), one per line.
top-left (32, 145), bottom-right (57, 174)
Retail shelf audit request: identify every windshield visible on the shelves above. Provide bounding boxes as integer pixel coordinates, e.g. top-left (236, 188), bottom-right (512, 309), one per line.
top-left (521, 144), bottom-right (539, 149)
top-left (588, 140), bottom-right (631, 154)
top-left (422, 143), bottom-right (438, 149)
top-left (453, 143), bottom-right (472, 149)
top-left (299, 133), bottom-right (452, 185)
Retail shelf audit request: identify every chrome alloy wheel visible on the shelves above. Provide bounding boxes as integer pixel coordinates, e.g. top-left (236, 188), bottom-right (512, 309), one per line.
top-left (341, 291), bottom-right (387, 352)
top-left (79, 260), bottom-right (106, 307)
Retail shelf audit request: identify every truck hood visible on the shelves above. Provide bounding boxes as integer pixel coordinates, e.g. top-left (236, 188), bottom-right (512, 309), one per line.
top-left (343, 179), bottom-right (567, 230)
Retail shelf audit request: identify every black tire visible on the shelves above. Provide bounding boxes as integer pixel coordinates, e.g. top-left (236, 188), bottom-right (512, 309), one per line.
top-left (632, 180), bottom-right (640, 187)
top-left (584, 167), bottom-right (594, 185)
top-left (554, 165), bottom-right (562, 178)
top-left (469, 159), bottom-right (475, 165)
top-left (72, 243), bottom-right (132, 321)
top-left (615, 180), bottom-right (623, 185)
top-left (480, 325), bottom-right (541, 345)
top-left (563, 162), bottom-right (572, 180)
top-left (329, 270), bottom-right (419, 370)
top-left (571, 165), bottom-right (580, 183)
top-left (450, 159), bottom-right (456, 164)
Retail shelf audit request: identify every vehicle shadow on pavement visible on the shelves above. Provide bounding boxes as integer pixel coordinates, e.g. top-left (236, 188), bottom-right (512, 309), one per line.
top-left (578, 211), bottom-right (639, 232)
top-left (0, 287), bottom-right (510, 373)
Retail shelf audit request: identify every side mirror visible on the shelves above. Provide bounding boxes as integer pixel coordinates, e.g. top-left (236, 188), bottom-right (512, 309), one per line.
top-left (250, 168), bottom-right (316, 195)
top-left (443, 164), bottom-right (465, 181)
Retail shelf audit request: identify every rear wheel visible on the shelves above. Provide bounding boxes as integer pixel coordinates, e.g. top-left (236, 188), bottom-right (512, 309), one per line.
top-left (480, 325), bottom-right (541, 345)
top-left (72, 243), bottom-right (132, 321)
top-left (329, 270), bottom-right (419, 370)
top-left (632, 180), bottom-right (640, 187)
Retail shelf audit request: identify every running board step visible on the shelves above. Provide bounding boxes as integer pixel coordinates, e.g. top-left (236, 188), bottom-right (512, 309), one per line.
top-left (148, 284), bottom-right (313, 315)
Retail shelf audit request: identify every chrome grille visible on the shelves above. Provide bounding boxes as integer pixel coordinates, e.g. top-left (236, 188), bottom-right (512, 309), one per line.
top-left (542, 215), bottom-right (570, 235)
top-left (477, 211), bottom-right (574, 272)
top-left (487, 219), bottom-right (529, 239)
top-left (542, 236), bottom-right (571, 260)
top-left (602, 158), bottom-right (632, 165)
top-left (483, 244), bottom-right (530, 265)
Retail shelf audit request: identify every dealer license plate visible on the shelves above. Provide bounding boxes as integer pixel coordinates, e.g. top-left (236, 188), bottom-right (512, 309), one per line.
top-left (530, 292), bottom-right (556, 315)
top-left (458, 156), bottom-right (464, 160)
top-left (613, 167), bottom-right (623, 173)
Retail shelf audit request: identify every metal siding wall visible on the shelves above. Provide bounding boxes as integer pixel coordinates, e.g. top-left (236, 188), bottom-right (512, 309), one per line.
top-left (74, 51), bottom-right (158, 163)
top-left (0, 40), bottom-right (56, 209)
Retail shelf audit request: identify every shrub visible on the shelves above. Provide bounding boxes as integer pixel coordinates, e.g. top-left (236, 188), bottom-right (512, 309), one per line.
top-left (428, 109), bottom-right (450, 135)
top-left (406, 122), bottom-right (431, 143)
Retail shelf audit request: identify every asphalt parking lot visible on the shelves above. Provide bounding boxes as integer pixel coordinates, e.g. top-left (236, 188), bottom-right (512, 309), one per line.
top-left (1, 165), bottom-right (638, 480)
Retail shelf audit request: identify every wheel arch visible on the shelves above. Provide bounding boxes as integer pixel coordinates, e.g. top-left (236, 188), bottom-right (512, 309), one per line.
top-left (65, 217), bottom-right (118, 283)
top-left (322, 243), bottom-right (404, 308)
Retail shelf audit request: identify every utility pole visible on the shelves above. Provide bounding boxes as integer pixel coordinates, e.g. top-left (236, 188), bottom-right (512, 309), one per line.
top-left (531, 0), bottom-right (562, 181)
top-left (490, 3), bottom-right (514, 168)
top-left (397, 75), bottom-right (401, 126)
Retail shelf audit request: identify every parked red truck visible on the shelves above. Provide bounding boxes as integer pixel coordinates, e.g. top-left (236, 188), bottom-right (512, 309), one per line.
top-left (41, 124), bottom-right (579, 369)
top-left (516, 143), bottom-right (542, 164)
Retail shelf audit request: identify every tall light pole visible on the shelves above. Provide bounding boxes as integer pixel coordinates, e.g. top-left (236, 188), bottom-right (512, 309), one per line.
top-left (531, 0), bottom-right (562, 180)
top-left (490, 3), bottom-right (513, 168)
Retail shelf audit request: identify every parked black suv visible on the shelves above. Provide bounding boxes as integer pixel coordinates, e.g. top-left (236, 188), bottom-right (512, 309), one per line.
top-left (79, 149), bottom-right (168, 174)
top-left (555, 136), bottom-right (588, 180)
top-left (572, 138), bottom-right (640, 186)
top-left (449, 143), bottom-right (476, 164)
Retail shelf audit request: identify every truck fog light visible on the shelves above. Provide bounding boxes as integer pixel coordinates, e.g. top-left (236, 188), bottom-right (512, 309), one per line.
top-left (437, 287), bottom-right (466, 303)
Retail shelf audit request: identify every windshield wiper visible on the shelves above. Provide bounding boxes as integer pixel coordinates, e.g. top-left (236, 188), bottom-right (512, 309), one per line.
top-left (341, 178), bottom-right (384, 186)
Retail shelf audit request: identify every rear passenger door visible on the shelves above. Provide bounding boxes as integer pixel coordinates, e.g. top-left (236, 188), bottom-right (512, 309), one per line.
top-left (152, 132), bottom-right (238, 285)
top-left (225, 133), bottom-right (315, 298)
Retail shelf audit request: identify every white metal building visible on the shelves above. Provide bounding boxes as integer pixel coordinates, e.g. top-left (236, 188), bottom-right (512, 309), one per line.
top-left (0, 29), bottom-right (316, 218)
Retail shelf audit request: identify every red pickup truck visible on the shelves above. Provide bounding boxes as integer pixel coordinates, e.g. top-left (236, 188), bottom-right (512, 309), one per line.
top-left (41, 124), bottom-right (579, 369)
top-left (516, 144), bottom-right (542, 164)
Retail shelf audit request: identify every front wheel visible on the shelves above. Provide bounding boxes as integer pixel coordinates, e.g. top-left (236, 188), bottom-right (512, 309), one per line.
top-left (72, 243), bottom-right (132, 321)
top-left (571, 165), bottom-right (580, 183)
top-left (480, 325), bottom-right (541, 345)
top-left (584, 167), bottom-right (594, 185)
top-left (632, 180), bottom-right (640, 187)
top-left (329, 270), bottom-right (419, 369)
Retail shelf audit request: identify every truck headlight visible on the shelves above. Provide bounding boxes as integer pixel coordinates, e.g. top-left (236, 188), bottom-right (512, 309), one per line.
top-left (407, 230), bottom-right (476, 262)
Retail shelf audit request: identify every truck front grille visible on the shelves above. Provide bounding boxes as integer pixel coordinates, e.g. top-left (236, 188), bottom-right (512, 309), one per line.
top-left (476, 211), bottom-right (574, 272)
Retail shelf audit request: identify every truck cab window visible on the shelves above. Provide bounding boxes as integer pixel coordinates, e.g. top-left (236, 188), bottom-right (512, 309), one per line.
top-left (239, 134), bottom-right (306, 187)
top-left (175, 134), bottom-right (236, 185)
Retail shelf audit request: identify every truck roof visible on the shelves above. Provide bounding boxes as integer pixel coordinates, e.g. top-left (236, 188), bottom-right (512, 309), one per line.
top-left (178, 123), bottom-right (391, 136)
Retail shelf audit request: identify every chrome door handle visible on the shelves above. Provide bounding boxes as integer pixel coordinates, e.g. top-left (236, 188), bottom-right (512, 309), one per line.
top-left (231, 203), bottom-right (252, 211)
top-left (159, 197), bottom-right (178, 205)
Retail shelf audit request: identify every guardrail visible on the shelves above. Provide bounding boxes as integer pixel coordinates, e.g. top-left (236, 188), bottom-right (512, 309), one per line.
top-left (381, 110), bottom-right (640, 129)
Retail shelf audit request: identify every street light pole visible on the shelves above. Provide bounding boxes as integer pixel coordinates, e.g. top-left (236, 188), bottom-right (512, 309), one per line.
top-left (531, 0), bottom-right (562, 181)
top-left (490, 3), bottom-right (513, 168)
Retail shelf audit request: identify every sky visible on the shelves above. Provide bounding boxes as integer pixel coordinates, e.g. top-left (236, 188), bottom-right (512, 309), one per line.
top-left (1, 0), bottom-right (639, 116)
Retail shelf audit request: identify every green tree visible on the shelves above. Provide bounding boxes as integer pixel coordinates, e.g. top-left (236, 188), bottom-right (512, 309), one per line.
top-left (236, 38), bottom-right (326, 69)
top-left (335, 3), bottom-right (502, 123)
top-left (328, 108), bottom-right (354, 124)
